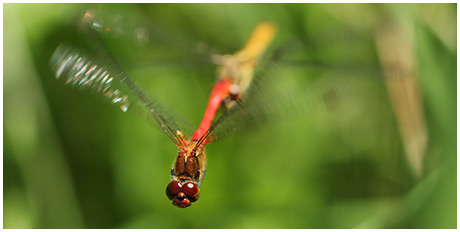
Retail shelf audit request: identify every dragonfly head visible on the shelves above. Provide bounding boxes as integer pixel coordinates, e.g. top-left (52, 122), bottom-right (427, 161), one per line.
top-left (166, 180), bottom-right (200, 208)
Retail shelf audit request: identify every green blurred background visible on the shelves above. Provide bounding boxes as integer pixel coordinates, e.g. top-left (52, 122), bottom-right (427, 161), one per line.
top-left (3, 3), bottom-right (457, 229)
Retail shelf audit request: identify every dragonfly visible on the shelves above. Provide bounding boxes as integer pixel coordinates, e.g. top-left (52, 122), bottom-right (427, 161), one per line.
top-left (165, 21), bottom-right (276, 208)
top-left (50, 9), bottom-right (383, 208)
top-left (51, 10), bottom-right (277, 208)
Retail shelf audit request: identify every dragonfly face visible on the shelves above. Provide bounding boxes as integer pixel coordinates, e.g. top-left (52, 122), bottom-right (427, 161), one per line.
top-left (166, 180), bottom-right (200, 208)
top-left (167, 141), bottom-right (206, 208)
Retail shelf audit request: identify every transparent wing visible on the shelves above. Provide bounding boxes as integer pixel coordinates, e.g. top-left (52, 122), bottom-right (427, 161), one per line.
top-left (77, 6), bottom-right (220, 68)
top-left (50, 10), bottom-right (196, 147)
top-left (205, 28), bottom-right (385, 143)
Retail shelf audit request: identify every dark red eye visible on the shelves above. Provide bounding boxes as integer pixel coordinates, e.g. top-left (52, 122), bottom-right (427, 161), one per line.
top-left (166, 181), bottom-right (181, 200)
top-left (182, 182), bottom-right (200, 202)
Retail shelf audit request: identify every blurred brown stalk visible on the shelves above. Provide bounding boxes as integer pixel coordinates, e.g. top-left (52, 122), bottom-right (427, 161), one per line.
top-left (375, 22), bottom-right (428, 178)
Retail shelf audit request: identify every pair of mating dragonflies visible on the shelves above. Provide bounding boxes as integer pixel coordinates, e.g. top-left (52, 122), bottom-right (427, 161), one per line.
top-left (51, 10), bottom-right (379, 208)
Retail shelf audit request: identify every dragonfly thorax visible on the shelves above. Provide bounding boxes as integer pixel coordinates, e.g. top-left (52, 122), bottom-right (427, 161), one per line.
top-left (216, 52), bottom-right (259, 107)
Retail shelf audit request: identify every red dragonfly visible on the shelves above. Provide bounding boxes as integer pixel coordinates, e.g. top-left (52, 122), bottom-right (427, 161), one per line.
top-left (51, 11), bottom-right (277, 208)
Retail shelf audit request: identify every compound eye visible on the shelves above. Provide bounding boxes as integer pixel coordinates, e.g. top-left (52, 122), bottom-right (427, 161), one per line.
top-left (166, 181), bottom-right (181, 200)
top-left (182, 182), bottom-right (200, 202)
